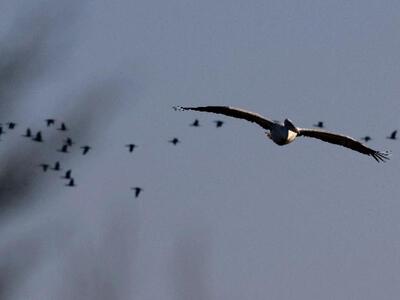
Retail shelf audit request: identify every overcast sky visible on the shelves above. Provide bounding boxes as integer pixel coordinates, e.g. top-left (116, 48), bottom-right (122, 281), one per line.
top-left (1, 0), bottom-right (400, 299)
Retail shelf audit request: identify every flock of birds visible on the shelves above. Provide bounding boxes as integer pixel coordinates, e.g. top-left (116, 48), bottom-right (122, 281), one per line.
top-left (0, 114), bottom-right (229, 199)
top-left (0, 119), bottom-right (91, 189)
top-left (0, 106), bottom-right (396, 200)
top-left (0, 119), bottom-right (152, 198)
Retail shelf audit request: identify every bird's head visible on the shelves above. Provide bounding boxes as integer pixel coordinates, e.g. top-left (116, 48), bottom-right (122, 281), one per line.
top-left (284, 119), bottom-right (299, 133)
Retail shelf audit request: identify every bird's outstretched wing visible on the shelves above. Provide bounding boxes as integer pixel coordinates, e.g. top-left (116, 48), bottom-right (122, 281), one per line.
top-left (174, 106), bottom-right (274, 130)
top-left (298, 128), bottom-right (390, 162)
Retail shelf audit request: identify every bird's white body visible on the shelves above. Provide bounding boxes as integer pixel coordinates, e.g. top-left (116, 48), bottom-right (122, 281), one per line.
top-left (266, 119), bottom-right (299, 145)
top-left (267, 124), bottom-right (298, 145)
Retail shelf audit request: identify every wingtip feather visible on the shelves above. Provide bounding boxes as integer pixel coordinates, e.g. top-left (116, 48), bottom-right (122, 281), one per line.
top-left (372, 150), bottom-right (391, 163)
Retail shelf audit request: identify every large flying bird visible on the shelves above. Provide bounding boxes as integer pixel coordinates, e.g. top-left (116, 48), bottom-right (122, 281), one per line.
top-left (174, 106), bottom-right (390, 162)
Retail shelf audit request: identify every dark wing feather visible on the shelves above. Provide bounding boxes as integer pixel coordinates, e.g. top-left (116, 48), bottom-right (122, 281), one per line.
top-left (298, 128), bottom-right (390, 162)
top-left (174, 106), bottom-right (274, 130)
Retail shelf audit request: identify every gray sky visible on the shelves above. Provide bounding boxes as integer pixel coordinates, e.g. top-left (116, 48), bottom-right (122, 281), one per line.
top-left (1, 0), bottom-right (399, 299)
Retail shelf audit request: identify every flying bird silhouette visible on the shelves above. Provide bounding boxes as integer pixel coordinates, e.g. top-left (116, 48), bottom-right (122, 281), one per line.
top-left (65, 178), bottom-right (76, 187)
top-left (52, 161), bottom-right (61, 171)
top-left (22, 128), bottom-right (32, 137)
top-left (360, 136), bottom-right (372, 143)
top-left (32, 131), bottom-right (43, 142)
top-left (169, 137), bottom-right (180, 145)
top-left (131, 187), bottom-right (143, 198)
top-left (64, 137), bottom-right (74, 146)
top-left (57, 144), bottom-right (69, 153)
top-left (81, 145), bottom-right (91, 155)
top-left (39, 163), bottom-right (50, 172)
top-left (62, 169), bottom-right (72, 179)
top-left (174, 106), bottom-right (390, 162)
top-left (313, 121), bottom-right (324, 128)
top-left (58, 122), bottom-right (67, 131)
top-left (190, 119), bottom-right (200, 127)
top-left (45, 119), bottom-right (55, 127)
top-left (126, 144), bottom-right (137, 152)
top-left (387, 130), bottom-right (397, 140)
top-left (214, 120), bottom-right (224, 128)
top-left (6, 122), bottom-right (17, 129)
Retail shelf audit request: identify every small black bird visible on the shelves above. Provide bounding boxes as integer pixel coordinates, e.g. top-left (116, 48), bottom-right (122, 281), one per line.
top-left (32, 131), bottom-right (43, 142)
top-left (65, 178), bottom-right (76, 187)
top-left (214, 120), bottom-right (224, 128)
top-left (58, 122), bottom-right (67, 131)
top-left (22, 128), bottom-right (32, 137)
top-left (81, 145), bottom-right (91, 155)
top-left (313, 121), bottom-right (324, 128)
top-left (62, 170), bottom-right (72, 179)
top-left (39, 163), bottom-right (50, 172)
top-left (57, 144), bottom-right (69, 153)
top-left (126, 144), bottom-right (137, 152)
top-left (169, 138), bottom-right (180, 145)
top-left (52, 161), bottom-right (61, 171)
top-left (190, 119), bottom-right (200, 127)
top-left (6, 122), bottom-right (17, 129)
top-left (361, 136), bottom-right (372, 142)
top-left (45, 119), bottom-right (55, 127)
top-left (64, 137), bottom-right (74, 146)
top-left (131, 187), bottom-right (143, 198)
top-left (387, 130), bottom-right (397, 140)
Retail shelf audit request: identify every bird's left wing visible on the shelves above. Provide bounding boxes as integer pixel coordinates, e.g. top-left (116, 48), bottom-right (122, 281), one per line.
top-left (298, 128), bottom-right (390, 162)
top-left (174, 106), bottom-right (274, 130)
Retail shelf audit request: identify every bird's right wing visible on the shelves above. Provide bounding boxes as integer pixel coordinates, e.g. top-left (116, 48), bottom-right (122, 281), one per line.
top-left (298, 128), bottom-right (390, 162)
top-left (174, 106), bottom-right (274, 130)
